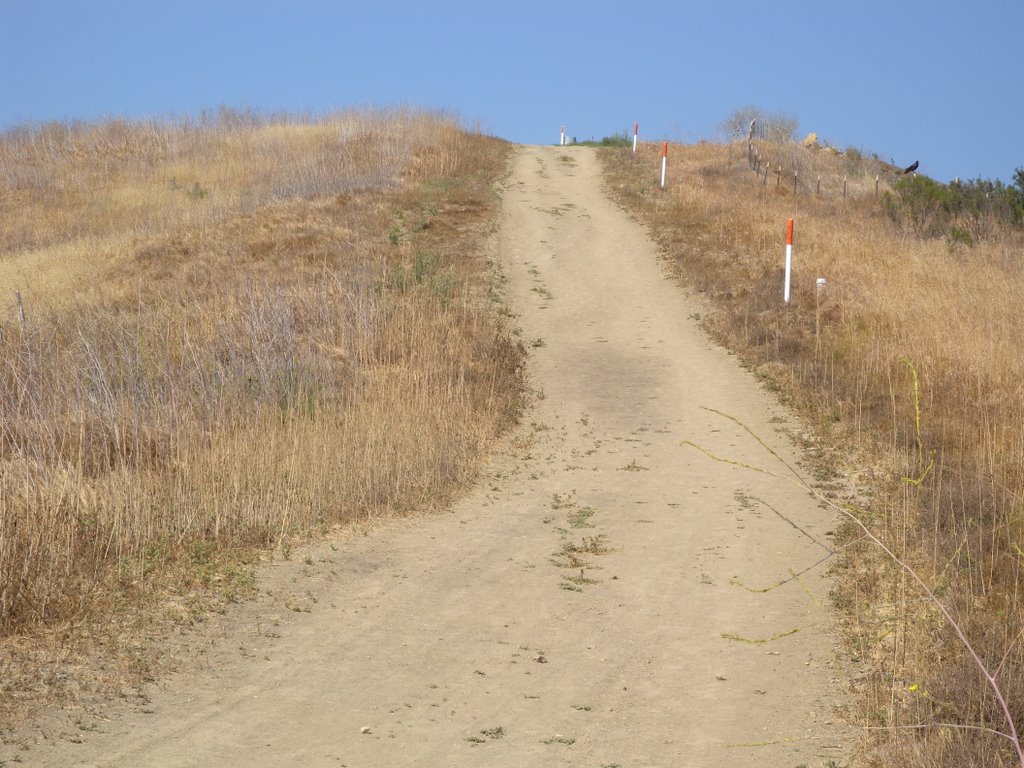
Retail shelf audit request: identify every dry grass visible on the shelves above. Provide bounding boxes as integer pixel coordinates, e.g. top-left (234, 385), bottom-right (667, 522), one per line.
top-left (601, 139), bottom-right (1024, 767)
top-left (0, 109), bottom-right (523, 723)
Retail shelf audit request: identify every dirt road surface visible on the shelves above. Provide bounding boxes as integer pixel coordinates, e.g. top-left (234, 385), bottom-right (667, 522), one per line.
top-left (22, 146), bottom-right (847, 767)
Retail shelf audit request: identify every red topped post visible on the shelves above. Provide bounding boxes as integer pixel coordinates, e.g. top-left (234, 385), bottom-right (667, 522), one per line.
top-left (784, 218), bottom-right (794, 303)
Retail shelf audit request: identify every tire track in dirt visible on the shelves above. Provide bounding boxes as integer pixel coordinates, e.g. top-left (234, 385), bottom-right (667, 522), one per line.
top-left (21, 146), bottom-right (847, 767)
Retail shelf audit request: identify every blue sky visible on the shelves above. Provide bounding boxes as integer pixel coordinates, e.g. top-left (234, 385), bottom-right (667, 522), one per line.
top-left (2, 0), bottom-right (1021, 183)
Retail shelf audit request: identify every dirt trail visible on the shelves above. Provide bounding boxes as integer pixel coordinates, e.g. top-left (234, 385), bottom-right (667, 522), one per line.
top-left (22, 146), bottom-right (846, 767)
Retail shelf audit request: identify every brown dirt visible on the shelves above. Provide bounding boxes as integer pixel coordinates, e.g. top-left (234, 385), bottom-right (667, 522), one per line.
top-left (11, 146), bottom-right (849, 767)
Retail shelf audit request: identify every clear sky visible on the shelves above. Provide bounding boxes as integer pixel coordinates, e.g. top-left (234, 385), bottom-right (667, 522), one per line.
top-left (3, 0), bottom-right (1021, 183)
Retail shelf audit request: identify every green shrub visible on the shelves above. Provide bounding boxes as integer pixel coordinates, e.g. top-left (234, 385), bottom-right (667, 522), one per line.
top-left (578, 132), bottom-right (632, 148)
top-left (883, 176), bottom-right (954, 237)
top-left (598, 131), bottom-right (631, 148)
top-left (885, 171), bottom-right (1024, 241)
top-left (946, 226), bottom-right (974, 251)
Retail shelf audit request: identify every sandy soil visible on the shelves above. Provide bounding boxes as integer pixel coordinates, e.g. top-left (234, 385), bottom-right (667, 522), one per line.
top-left (16, 146), bottom-right (848, 767)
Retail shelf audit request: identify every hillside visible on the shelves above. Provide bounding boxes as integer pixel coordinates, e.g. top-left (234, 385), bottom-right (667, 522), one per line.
top-left (11, 141), bottom-right (852, 768)
top-left (0, 110), bottom-right (523, 722)
top-left (600, 134), bottom-right (1024, 767)
top-left (4, 108), bottom-right (1024, 767)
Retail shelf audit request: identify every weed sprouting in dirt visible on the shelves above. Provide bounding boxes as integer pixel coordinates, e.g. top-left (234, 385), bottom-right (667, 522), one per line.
top-left (541, 735), bottom-right (576, 745)
top-left (618, 460), bottom-right (649, 472)
top-left (567, 506), bottom-right (597, 528)
top-left (551, 491), bottom-right (577, 509)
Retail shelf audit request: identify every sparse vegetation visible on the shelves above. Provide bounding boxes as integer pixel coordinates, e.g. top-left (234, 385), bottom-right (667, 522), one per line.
top-left (0, 109), bottom-right (524, 722)
top-left (599, 123), bottom-right (1024, 767)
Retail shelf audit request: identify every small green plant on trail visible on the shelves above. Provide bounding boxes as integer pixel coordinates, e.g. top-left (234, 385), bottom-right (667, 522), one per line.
top-left (565, 569), bottom-right (599, 586)
top-left (551, 491), bottom-right (576, 509)
top-left (567, 506), bottom-right (596, 528)
top-left (619, 459), bottom-right (648, 471)
top-left (541, 735), bottom-right (576, 745)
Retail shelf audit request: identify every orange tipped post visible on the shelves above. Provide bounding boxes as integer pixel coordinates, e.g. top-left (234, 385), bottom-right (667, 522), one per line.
top-left (633, 121), bottom-right (639, 153)
top-left (784, 218), bottom-right (794, 303)
top-left (660, 141), bottom-right (668, 188)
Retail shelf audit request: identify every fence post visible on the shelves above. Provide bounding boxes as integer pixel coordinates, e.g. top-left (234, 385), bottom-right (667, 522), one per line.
top-left (815, 277), bottom-right (827, 357)
top-left (793, 169), bottom-right (798, 195)
top-left (784, 219), bottom-right (794, 304)
top-left (875, 174), bottom-right (879, 196)
top-left (660, 141), bottom-right (668, 188)
top-left (816, 175), bottom-right (821, 195)
top-left (633, 122), bottom-right (639, 153)
top-left (763, 162), bottom-right (769, 186)
top-left (843, 176), bottom-right (848, 200)
top-left (560, 125), bottom-right (565, 146)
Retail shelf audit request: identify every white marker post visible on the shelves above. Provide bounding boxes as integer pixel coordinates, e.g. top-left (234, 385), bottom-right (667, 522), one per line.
top-left (633, 122), bottom-right (639, 153)
top-left (560, 125), bottom-right (565, 146)
top-left (660, 141), bottom-right (668, 188)
top-left (783, 218), bottom-right (794, 304)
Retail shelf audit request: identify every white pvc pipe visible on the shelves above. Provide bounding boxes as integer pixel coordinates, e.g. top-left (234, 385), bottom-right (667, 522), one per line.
top-left (784, 218), bottom-right (794, 303)
top-left (633, 122), bottom-right (638, 153)
top-left (661, 157), bottom-right (666, 188)
top-left (784, 243), bottom-right (792, 303)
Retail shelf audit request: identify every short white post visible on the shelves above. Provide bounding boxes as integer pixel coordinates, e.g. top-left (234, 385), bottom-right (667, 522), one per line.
top-left (815, 277), bottom-right (827, 354)
top-left (633, 122), bottom-right (639, 153)
top-left (560, 125), bottom-right (565, 146)
top-left (784, 219), bottom-right (794, 304)
top-left (660, 141), bottom-right (668, 188)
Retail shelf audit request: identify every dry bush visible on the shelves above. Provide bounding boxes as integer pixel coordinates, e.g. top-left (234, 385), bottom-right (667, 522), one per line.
top-left (601, 139), bottom-right (1024, 767)
top-left (0, 110), bottom-right (522, 720)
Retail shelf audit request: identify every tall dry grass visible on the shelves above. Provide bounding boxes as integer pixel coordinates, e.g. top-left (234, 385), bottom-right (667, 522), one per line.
top-left (0, 110), bottom-right (522, 700)
top-left (602, 139), bottom-right (1024, 767)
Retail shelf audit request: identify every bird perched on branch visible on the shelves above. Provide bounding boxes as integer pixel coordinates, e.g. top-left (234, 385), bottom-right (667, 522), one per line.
top-left (902, 160), bottom-right (919, 175)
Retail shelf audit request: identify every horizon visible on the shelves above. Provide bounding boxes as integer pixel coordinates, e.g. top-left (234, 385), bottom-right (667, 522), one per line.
top-left (2, 0), bottom-right (1021, 184)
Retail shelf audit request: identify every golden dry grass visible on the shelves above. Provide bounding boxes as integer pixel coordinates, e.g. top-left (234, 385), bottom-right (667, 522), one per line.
top-left (601, 139), bottom-right (1024, 767)
top-left (0, 110), bottom-right (522, 722)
